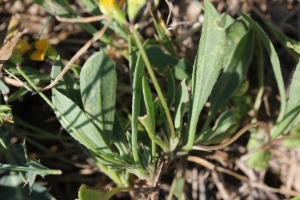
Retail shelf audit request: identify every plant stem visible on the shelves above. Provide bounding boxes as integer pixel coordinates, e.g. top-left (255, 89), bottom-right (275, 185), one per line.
top-left (130, 26), bottom-right (176, 149)
top-left (253, 39), bottom-right (264, 120)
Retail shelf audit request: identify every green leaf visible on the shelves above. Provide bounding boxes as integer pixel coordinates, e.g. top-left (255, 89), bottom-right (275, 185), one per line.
top-left (129, 36), bottom-right (139, 82)
top-left (183, 0), bottom-right (226, 150)
top-left (72, 79), bottom-right (84, 109)
top-left (80, 51), bottom-right (116, 144)
top-left (173, 80), bottom-right (188, 147)
top-left (142, 77), bottom-right (155, 131)
top-left (223, 17), bottom-right (249, 65)
top-left (7, 79), bottom-right (39, 102)
top-left (0, 79), bottom-right (9, 95)
top-left (140, 77), bottom-right (158, 155)
top-left (167, 66), bottom-right (175, 108)
top-left (131, 45), bottom-right (146, 171)
top-left (208, 28), bottom-right (254, 120)
top-left (0, 162), bottom-right (61, 189)
top-left (138, 114), bottom-right (168, 152)
top-left (282, 122), bottom-right (300, 148)
top-left (78, 184), bottom-right (125, 200)
top-left (32, 0), bottom-right (100, 36)
top-left (0, 174), bottom-right (55, 200)
top-left (151, 16), bottom-right (176, 56)
top-left (246, 150), bottom-right (271, 171)
top-left (253, 11), bottom-right (300, 59)
top-left (52, 89), bottom-right (113, 155)
top-left (154, 98), bottom-right (166, 125)
top-left (76, 0), bottom-right (101, 15)
top-left (5, 64), bottom-right (50, 82)
top-left (197, 109), bottom-right (239, 145)
top-left (51, 56), bottom-right (74, 99)
top-left (32, 0), bottom-right (73, 16)
top-left (112, 114), bottom-right (130, 158)
top-left (281, 61), bottom-right (300, 133)
top-left (239, 12), bottom-right (286, 135)
top-left (146, 46), bottom-right (192, 81)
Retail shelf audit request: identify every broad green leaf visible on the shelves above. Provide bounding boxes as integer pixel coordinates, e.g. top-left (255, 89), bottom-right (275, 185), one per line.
top-left (51, 56), bottom-right (74, 99)
top-left (183, 0), bottom-right (226, 150)
top-left (78, 184), bottom-right (125, 200)
top-left (0, 174), bottom-right (55, 200)
top-left (208, 28), bottom-right (254, 120)
top-left (223, 17), bottom-right (249, 66)
top-left (146, 46), bottom-right (192, 81)
top-left (173, 59), bottom-right (193, 82)
top-left (52, 89), bottom-right (113, 154)
top-left (239, 12), bottom-right (286, 134)
top-left (80, 51), bottom-right (116, 144)
top-left (279, 61), bottom-right (300, 134)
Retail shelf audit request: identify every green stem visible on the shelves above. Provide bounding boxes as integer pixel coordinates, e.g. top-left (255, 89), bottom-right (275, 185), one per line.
top-left (253, 39), bottom-right (264, 120)
top-left (130, 26), bottom-right (176, 148)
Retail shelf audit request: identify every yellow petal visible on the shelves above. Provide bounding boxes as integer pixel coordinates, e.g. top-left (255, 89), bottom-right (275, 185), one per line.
top-left (13, 39), bottom-right (30, 55)
top-left (30, 50), bottom-right (45, 61)
top-left (35, 39), bottom-right (49, 51)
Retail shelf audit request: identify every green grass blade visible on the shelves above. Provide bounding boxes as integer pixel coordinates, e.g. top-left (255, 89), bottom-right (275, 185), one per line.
top-left (239, 12), bottom-right (286, 125)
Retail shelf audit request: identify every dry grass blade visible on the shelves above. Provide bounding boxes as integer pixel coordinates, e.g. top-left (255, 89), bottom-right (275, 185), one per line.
top-left (42, 18), bottom-right (112, 91)
top-left (55, 15), bottom-right (108, 23)
top-left (195, 121), bottom-right (270, 151)
top-left (0, 31), bottom-right (24, 71)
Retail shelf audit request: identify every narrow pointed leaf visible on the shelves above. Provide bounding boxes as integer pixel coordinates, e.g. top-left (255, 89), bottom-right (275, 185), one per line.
top-left (184, 0), bottom-right (226, 150)
top-left (239, 12), bottom-right (286, 131)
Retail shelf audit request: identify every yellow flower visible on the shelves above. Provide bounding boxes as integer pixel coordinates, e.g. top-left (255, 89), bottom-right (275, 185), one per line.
top-left (30, 39), bottom-right (57, 61)
top-left (127, 0), bottom-right (146, 21)
top-left (30, 39), bottom-right (49, 61)
top-left (98, 0), bottom-right (126, 24)
top-left (13, 39), bottom-right (30, 55)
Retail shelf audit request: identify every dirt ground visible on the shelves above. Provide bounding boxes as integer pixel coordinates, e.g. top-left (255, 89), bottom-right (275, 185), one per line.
top-left (1, 0), bottom-right (300, 199)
